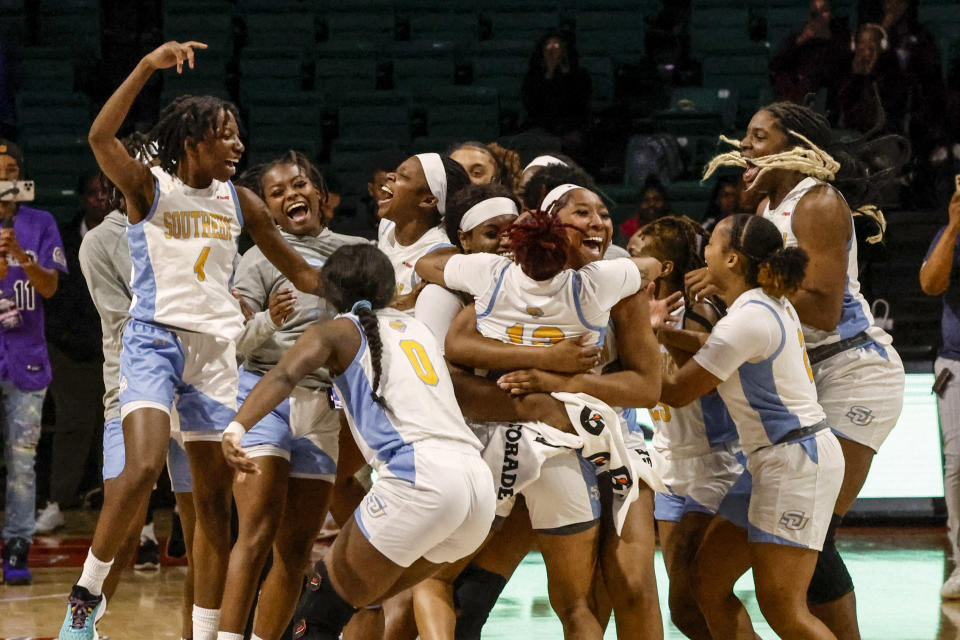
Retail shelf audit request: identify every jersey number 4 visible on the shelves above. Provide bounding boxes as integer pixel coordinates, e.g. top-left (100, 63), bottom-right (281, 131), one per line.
top-left (400, 339), bottom-right (439, 386)
top-left (797, 329), bottom-right (814, 382)
top-left (194, 246), bottom-right (211, 282)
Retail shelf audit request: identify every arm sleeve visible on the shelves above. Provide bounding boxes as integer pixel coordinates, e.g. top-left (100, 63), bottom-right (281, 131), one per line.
top-left (443, 253), bottom-right (509, 297)
top-left (37, 213), bottom-right (68, 273)
top-left (234, 310), bottom-right (278, 358)
top-left (579, 258), bottom-right (644, 309)
top-left (693, 304), bottom-right (781, 382)
top-left (414, 284), bottom-right (464, 352)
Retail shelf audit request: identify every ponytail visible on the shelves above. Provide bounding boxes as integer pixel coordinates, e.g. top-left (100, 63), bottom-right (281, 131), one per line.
top-left (756, 248), bottom-right (808, 298)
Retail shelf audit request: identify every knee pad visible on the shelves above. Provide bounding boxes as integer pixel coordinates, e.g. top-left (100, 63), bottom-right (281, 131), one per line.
top-left (293, 560), bottom-right (358, 640)
top-left (807, 513), bottom-right (854, 606)
top-left (453, 563), bottom-right (509, 640)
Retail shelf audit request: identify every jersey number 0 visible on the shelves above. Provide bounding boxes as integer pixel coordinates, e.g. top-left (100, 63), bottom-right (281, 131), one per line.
top-left (400, 339), bottom-right (439, 386)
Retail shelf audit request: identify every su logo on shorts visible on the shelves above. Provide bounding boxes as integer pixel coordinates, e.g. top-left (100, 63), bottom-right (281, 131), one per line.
top-left (365, 493), bottom-right (388, 518)
top-left (845, 405), bottom-right (874, 426)
top-left (779, 511), bottom-right (810, 530)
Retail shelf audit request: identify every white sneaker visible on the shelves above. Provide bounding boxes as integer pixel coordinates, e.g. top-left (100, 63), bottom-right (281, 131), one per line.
top-left (35, 501), bottom-right (65, 534)
top-left (942, 566), bottom-right (960, 600)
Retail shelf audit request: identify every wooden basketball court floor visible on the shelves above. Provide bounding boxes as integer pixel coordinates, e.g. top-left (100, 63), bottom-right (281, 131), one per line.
top-left (1, 510), bottom-right (957, 639)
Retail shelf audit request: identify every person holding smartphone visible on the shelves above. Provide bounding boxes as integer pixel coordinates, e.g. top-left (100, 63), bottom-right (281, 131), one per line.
top-left (920, 178), bottom-right (960, 599)
top-left (0, 138), bottom-right (68, 585)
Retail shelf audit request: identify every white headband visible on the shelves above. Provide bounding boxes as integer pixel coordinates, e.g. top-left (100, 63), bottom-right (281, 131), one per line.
top-left (415, 153), bottom-right (448, 216)
top-left (541, 183), bottom-right (581, 212)
top-left (523, 155), bottom-right (569, 172)
top-left (460, 197), bottom-right (519, 232)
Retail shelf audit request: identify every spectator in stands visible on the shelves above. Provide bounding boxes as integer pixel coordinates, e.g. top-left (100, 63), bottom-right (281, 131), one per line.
top-left (701, 173), bottom-right (746, 232)
top-left (619, 175), bottom-right (671, 243)
top-left (0, 140), bottom-right (67, 585)
top-left (770, 0), bottom-right (851, 104)
top-left (521, 31), bottom-right (592, 155)
top-left (861, 0), bottom-right (948, 206)
top-left (829, 23), bottom-right (909, 134)
top-left (37, 172), bottom-right (112, 534)
top-left (919, 187), bottom-right (960, 599)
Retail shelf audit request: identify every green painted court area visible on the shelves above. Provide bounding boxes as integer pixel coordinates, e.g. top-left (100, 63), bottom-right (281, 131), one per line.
top-left (485, 539), bottom-right (949, 639)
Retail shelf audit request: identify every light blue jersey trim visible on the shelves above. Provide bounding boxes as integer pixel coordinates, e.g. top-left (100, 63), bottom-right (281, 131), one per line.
top-left (127, 177), bottom-right (162, 322)
top-left (576, 452), bottom-right (602, 520)
top-left (476, 263), bottom-right (511, 321)
top-left (227, 179), bottom-right (244, 229)
top-left (333, 315), bottom-right (416, 484)
top-left (571, 272), bottom-right (608, 345)
top-left (838, 222), bottom-right (871, 339)
top-left (736, 301), bottom-right (801, 445)
top-left (354, 509), bottom-right (372, 540)
top-left (701, 393), bottom-right (738, 447)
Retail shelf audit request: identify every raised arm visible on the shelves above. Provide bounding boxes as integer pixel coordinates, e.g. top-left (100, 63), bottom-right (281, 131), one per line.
top-left (414, 246), bottom-right (459, 287)
top-left (788, 186), bottom-right (851, 332)
top-left (88, 41), bottom-right (207, 222)
top-left (444, 303), bottom-right (601, 373)
top-left (236, 185), bottom-right (321, 296)
top-left (920, 192), bottom-right (960, 296)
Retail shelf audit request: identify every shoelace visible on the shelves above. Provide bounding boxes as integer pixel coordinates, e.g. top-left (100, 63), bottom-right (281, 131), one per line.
top-left (69, 598), bottom-right (96, 629)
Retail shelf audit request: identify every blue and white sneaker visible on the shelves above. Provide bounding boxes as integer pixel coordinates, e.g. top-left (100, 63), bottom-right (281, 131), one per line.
top-left (57, 585), bottom-right (103, 640)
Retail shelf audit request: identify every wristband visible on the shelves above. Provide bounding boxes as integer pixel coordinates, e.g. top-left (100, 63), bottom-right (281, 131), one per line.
top-left (224, 421), bottom-right (246, 438)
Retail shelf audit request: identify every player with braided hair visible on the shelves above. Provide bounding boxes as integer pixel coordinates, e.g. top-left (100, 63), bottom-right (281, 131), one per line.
top-left (631, 216), bottom-right (742, 638)
top-left (449, 141), bottom-right (524, 195)
top-left (691, 101), bottom-right (907, 639)
top-left (60, 40), bottom-right (323, 640)
top-left (663, 214), bottom-right (844, 640)
top-left (223, 243), bottom-right (494, 640)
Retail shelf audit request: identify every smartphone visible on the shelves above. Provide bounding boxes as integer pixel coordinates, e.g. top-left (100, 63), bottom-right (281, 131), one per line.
top-left (934, 368), bottom-right (954, 397)
top-left (0, 181), bottom-right (34, 202)
top-left (955, 174), bottom-right (960, 193)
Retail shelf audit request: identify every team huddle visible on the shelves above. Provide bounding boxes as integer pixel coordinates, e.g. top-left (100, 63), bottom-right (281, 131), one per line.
top-left (57, 40), bottom-right (906, 640)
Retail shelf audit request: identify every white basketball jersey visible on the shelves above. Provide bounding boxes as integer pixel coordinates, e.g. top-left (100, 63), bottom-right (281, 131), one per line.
top-left (761, 177), bottom-right (874, 349)
top-left (651, 308), bottom-right (738, 457)
top-left (444, 253), bottom-right (643, 347)
top-left (694, 289), bottom-right (825, 454)
top-left (127, 166), bottom-right (244, 338)
top-left (377, 219), bottom-right (453, 300)
top-left (333, 308), bottom-right (481, 482)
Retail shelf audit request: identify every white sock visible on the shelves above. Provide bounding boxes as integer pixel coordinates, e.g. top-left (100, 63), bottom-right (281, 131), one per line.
top-left (216, 633), bottom-right (242, 640)
top-left (140, 521), bottom-right (157, 544)
top-left (76, 549), bottom-right (114, 597)
top-left (193, 605), bottom-right (221, 640)
top-left (251, 634), bottom-right (265, 640)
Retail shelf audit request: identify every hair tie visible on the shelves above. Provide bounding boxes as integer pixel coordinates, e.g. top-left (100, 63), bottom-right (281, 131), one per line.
top-left (351, 300), bottom-right (372, 314)
top-left (415, 153), bottom-right (448, 216)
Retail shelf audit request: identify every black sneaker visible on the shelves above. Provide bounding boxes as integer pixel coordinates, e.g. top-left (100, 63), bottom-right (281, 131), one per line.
top-left (2, 537), bottom-right (32, 585)
top-left (134, 538), bottom-right (160, 570)
top-left (166, 512), bottom-right (186, 559)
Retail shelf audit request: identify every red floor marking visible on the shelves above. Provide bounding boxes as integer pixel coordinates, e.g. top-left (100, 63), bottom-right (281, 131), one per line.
top-left (26, 537), bottom-right (186, 568)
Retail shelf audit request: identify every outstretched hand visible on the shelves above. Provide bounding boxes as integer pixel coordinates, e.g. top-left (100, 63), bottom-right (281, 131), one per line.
top-left (145, 40), bottom-right (208, 74)
top-left (649, 289), bottom-right (684, 330)
top-left (221, 431), bottom-right (260, 475)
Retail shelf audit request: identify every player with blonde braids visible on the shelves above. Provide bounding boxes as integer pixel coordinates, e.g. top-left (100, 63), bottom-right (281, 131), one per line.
top-left (689, 101), bottom-right (909, 640)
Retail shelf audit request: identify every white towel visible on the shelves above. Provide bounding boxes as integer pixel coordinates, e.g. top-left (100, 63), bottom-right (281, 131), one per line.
top-left (552, 392), bottom-right (666, 534)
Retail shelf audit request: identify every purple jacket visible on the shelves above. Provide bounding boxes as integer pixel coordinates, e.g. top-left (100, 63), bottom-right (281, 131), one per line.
top-left (0, 205), bottom-right (67, 390)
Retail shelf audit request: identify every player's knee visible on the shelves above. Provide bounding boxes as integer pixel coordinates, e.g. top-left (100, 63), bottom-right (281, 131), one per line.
top-left (293, 560), bottom-right (358, 640)
top-left (807, 514), bottom-right (854, 606)
top-left (453, 563), bottom-right (508, 640)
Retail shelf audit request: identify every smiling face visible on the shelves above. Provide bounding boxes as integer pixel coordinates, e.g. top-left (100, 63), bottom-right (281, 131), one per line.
top-left (451, 146), bottom-right (497, 185)
top-left (459, 213), bottom-right (516, 256)
top-left (376, 156), bottom-right (432, 222)
top-left (0, 154), bottom-right (20, 181)
top-left (261, 162), bottom-right (324, 236)
top-left (739, 109), bottom-right (792, 193)
top-left (554, 188), bottom-right (611, 268)
top-left (187, 109), bottom-right (244, 183)
top-left (703, 217), bottom-right (742, 296)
